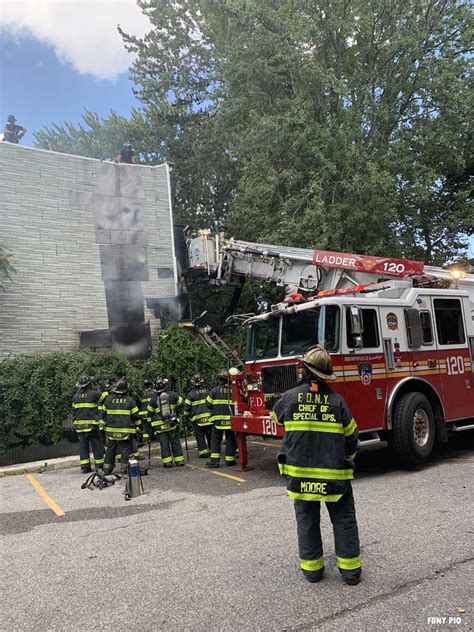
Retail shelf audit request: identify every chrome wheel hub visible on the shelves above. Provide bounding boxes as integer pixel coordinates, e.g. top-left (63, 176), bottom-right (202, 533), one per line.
top-left (413, 408), bottom-right (429, 447)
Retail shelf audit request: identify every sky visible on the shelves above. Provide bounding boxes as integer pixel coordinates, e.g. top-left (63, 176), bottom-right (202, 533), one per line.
top-left (0, 0), bottom-right (150, 145)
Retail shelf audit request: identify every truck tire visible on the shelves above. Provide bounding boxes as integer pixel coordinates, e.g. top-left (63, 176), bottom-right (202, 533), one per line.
top-left (390, 392), bottom-right (435, 466)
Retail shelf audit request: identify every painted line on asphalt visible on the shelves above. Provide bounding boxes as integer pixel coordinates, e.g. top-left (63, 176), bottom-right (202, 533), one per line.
top-left (25, 474), bottom-right (65, 517)
top-left (249, 440), bottom-right (281, 449)
top-left (187, 464), bottom-right (247, 483)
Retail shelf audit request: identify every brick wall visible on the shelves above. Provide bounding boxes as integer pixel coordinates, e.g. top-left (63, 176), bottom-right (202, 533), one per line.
top-left (0, 142), bottom-right (179, 359)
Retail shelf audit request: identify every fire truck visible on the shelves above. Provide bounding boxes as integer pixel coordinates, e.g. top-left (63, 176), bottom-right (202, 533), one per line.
top-left (187, 230), bottom-right (474, 467)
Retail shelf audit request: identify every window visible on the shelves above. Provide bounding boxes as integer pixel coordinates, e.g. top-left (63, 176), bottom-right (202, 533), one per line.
top-left (420, 311), bottom-right (433, 345)
top-left (280, 306), bottom-right (340, 356)
top-left (346, 308), bottom-right (380, 348)
top-left (434, 299), bottom-right (465, 345)
top-left (246, 320), bottom-right (279, 360)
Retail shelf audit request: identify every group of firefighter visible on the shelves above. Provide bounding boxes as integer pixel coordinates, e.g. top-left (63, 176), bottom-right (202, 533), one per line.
top-left (71, 369), bottom-right (236, 476)
top-left (72, 346), bottom-right (362, 586)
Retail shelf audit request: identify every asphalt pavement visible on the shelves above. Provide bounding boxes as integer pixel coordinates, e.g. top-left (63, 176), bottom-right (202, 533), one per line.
top-left (1, 434), bottom-right (473, 632)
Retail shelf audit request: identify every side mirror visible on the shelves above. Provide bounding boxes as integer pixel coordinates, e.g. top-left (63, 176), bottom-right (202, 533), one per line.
top-left (353, 334), bottom-right (363, 349)
top-left (349, 306), bottom-right (363, 335)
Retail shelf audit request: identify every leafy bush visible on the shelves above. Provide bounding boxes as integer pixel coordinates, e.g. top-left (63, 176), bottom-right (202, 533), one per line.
top-left (0, 325), bottom-right (224, 452)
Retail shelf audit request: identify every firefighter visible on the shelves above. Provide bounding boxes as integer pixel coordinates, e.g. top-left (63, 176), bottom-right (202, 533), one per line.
top-left (139, 379), bottom-right (154, 444)
top-left (184, 374), bottom-right (212, 458)
top-left (72, 373), bottom-right (104, 473)
top-left (206, 369), bottom-right (237, 468)
top-left (273, 346), bottom-right (361, 585)
top-left (147, 377), bottom-right (184, 468)
top-left (102, 377), bottom-right (140, 475)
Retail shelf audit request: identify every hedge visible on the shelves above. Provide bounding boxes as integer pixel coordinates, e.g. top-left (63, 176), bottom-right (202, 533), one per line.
top-left (0, 325), bottom-right (224, 452)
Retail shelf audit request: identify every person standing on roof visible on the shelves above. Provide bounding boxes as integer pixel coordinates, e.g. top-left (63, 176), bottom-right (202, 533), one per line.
top-left (102, 377), bottom-right (140, 475)
top-left (206, 369), bottom-right (237, 468)
top-left (72, 373), bottom-right (104, 473)
top-left (184, 374), bottom-right (212, 459)
top-left (272, 345), bottom-right (361, 585)
top-left (3, 115), bottom-right (27, 144)
top-left (117, 142), bottom-right (136, 164)
top-left (147, 377), bottom-right (185, 468)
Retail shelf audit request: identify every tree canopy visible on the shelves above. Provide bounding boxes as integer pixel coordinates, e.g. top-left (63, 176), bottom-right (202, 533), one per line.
top-left (36, 0), bottom-right (473, 265)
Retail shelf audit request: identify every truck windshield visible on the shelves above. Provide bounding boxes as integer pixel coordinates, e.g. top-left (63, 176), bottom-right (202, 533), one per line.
top-left (245, 305), bottom-right (340, 360)
top-left (246, 319), bottom-right (280, 360)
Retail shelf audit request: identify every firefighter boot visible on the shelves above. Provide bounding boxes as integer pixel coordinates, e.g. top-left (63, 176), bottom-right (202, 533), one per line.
top-left (205, 458), bottom-right (220, 468)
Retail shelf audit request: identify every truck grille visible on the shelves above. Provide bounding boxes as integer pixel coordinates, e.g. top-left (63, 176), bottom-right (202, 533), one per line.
top-left (261, 364), bottom-right (298, 395)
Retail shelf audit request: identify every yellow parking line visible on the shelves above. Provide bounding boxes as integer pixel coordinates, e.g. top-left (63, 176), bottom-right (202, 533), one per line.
top-left (249, 440), bottom-right (281, 449)
top-left (26, 474), bottom-right (65, 517)
top-left (187, 464), bottom-right (247, 483)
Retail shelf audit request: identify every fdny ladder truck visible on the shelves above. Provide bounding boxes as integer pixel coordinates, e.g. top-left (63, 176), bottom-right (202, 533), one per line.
top-left (187, 230), bottom-right (474, 467)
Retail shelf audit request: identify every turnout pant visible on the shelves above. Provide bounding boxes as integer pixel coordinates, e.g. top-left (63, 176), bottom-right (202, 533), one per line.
top-left (158, 430), bottom-right (184, 465)
top-left (77, 427), bottom-right (104, 470)
top-left (194, 422), bottom-right (212, 457)
top-left (294, 485), bottom-right (361, 583)
top-left (209, 426), bottom-right (237, 465)
top-left (104, 437), bottom-right (136, 474)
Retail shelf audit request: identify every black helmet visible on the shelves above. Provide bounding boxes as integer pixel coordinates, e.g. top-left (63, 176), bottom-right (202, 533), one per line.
top-left (191, 373), bottom-right (203, 386)
top-left (155, 376), bottom-right (168, 392)
top-left (143, 378), bottom-right (153, 388)
top-left (218, 369), bottom-right (230, 383)
top-left (113, 377), bottom-right (129, 394)
top-left (76, 372), bottom-right (92, 388)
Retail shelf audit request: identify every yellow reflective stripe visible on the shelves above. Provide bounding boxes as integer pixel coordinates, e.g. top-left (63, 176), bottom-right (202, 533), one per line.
top-left (105, 427), bottom-right (137, 433)
top-left (139, 410), bottom-right (148, 416)
top-left (162, 456), bottom-right (173, 464)
top-left (211, 415), bottom-right (231, 421)
top-left (344, 418), bottom-right (358, 436)
top-left (284, 421), bottom-right (344, 434)
top-left (80, 458), bottom-right (90, 465)
top-left (279, 464), bottom-right (353, 480)
top-left (174, 455), bottom-right (184, 462)
top-left (336, 555), bottom-right (361, 570)
top-left (73, 403), bottom-right (97, 408)
top-left (300, 557), bottom-right (324, 571)
top-left (105, 409), bottom-right (133, 415)
top-left (185, 399), bottom-right (192, 405)
top-left (198, 449), bottom-right (209, 455)
top-left (211, 452), bottom-right (220, 459)
top-left (193, 412), bottom-right (211, 420)
top-left (191, 398), bottom-right (207, 406)
top-left (95, 458), bottom-right (104, 465)
top-left (131, 407), bottom-right (139, 415)
top-left (211, 399), bottom-right (233, 405)
top-left (74, 419), bottom-right (100, 425)
top-left (288, 491), bottom-right (343, 502)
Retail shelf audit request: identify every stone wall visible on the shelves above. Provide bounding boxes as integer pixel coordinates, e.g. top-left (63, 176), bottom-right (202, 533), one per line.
top-left (0, 142), bottom-right (180, 359)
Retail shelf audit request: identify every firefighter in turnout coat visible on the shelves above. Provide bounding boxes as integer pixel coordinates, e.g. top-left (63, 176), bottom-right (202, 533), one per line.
top-left (139, 379), bottom-right (154, 443)
top-left (72, 373), bottom-right (104, 473)
top-left (206, 370), bottom-right (237, 468)
top-left (147, 378), bottom-right (185, 468)
top-left (184, 374), bottom-right (212, 458)
top-left (273, 346), bottom-right (361, 585)
top-left (102, 377), bottom-right (140, 474)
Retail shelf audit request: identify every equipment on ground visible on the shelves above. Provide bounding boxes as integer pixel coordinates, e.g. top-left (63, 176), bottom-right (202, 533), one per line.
top-left (81, 468), bottom-right (121, 491)
top-left (124, 458), bottom-right (145, 500)
top-left (185, 229), bottom-right (474, 469)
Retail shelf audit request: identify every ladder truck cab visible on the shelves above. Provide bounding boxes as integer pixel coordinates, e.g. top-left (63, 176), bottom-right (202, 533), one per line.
top-left (187, 231), bottom-right (474, 467)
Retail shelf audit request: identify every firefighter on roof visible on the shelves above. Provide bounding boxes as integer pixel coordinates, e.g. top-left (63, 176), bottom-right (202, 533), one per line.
top-left (72, 373), bottom-right (104, 473)
top-left (102, 377), bottom-right (140, 475)
top-left (147, 377), bottom-right (185, 468)
top-left (206, 370), bottom-right (237, 468)
top-left (184, 374), bottom-right (212, 458)
top-left (273, 346), bottom-right (361, 585)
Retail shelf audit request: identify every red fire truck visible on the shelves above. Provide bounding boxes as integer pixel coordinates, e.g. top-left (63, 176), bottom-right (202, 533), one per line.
top-left (188, 232), bottom-right (474, 467)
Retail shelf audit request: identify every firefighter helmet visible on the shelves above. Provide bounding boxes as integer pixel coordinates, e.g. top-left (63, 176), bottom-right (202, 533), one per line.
top-left (155, 377), bottom-right (168, 392)
top-left (76, 372), bottom-right (92, 388)
top-left (301, 346), bottom-right (337, 382)
top-left (143, 378), bottom-right (153, 388)
top-left (218, 369), bottom-right (230, 382)
top-left (113, 377), bottom-right (129, 394)
top-left (191, 373), bottom-right (204, 386)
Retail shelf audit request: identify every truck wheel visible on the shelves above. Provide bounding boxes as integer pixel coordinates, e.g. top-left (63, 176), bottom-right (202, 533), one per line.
top-left (390, 392), bottom-right (435, 466)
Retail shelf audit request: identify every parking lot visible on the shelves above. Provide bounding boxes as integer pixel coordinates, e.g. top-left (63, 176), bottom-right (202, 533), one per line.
top-left (1, 434), bottom-right (473, 631)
